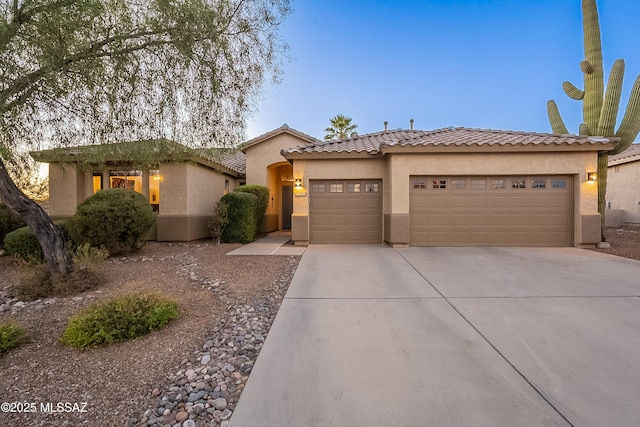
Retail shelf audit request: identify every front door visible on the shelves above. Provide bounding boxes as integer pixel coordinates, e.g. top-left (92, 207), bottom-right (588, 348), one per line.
top-left (282, 185), bottom-right (293, 229)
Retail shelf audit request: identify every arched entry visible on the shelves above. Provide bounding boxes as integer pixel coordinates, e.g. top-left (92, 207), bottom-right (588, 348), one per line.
top-left (265, 162), bottom-right (293, 231)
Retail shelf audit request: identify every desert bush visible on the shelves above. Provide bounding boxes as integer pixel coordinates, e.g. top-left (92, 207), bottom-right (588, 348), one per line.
top-left (0, 320), bottom-right (27, 355)
top-left (209, 200), bottom-right (230, 245)
top-left (0, 202), bottom-right (26, 249)
top-left (67, 188), bottom-right (154, 255)
top-left (13, 243), bottom-right (107, 301)
top-left (3, 226), bottom-right (43, 263)
top-left (3, 220), bottom-right (72, 264)
top-left (60, 293), bottom-right (179, 348)
top-left (218, 192), bottom-right (258, 243)
top-left (234, 184), bottom-right (269, 228)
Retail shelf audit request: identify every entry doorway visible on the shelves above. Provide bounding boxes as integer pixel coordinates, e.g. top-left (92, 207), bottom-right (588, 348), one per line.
top-left (282, 185), bottom-right (293, 229)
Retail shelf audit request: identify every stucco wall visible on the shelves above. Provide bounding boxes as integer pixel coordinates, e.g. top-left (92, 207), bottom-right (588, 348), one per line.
top-left (48, 163), bottom-right (89, 217)
top-left (245, 133), bottom-right (303, 186)
top-left (186, 162), bottom-right (229, 216)
top-left (607, 161), bottom-right (640, 223)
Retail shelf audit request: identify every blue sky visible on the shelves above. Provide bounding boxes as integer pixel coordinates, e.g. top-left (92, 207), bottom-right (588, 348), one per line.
top-left (246, 0), bottom-right (640, 140)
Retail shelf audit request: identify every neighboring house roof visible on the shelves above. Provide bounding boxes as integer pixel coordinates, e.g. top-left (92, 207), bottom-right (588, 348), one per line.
top-left (282, 127), bottom-right (619, 157)
top-left (30, 139), bottom-right (246, 177)
top-left (240, 124), bottom-right (321, 152)
top-left (608, 143), bottom-right (640, 167)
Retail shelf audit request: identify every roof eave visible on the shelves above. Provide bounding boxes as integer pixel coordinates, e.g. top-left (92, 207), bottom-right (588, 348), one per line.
top-left (240, 126), bottom-right (321, 153)
top-left (282, 151), bottom-right (382, 160)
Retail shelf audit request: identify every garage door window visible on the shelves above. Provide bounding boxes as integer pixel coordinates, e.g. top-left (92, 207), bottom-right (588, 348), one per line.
top-left (365, 183), bottom-right (379, 192)
top-left (492, 179), bottom-right (505, 189)
top-left (452, 179), bottom-right (466, 189)
top-left (432, 179), bottom-right (447, 189)
top-left (532, 178), bottom-right (547, 189)
top-left (413, 179), bottom-right (427, 189)
top-left (330, 183), bottom-right (343, 193)
top-left (312, 183), bottom-right (325, 192)
top-left (552, 179), bottom-right (567, 189)
top-left (347, 183), bottom-right (361, 192)
top-left (511, 178), bottom-right (526, 189)
top-left (471, 179), bottom-right (486, 189)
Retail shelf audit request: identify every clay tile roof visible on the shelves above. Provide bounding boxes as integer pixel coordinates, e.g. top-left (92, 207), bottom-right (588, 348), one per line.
top-left (216, 150), bottom-right (246, 175)
top-left (608, 143), bottom-right (640, 166)
top-left (283, 127), bottom-right (615, 156)
top-left (285, 129), bottom-right (424, 155)
top-left (396, 127), bottom-right (613, 148)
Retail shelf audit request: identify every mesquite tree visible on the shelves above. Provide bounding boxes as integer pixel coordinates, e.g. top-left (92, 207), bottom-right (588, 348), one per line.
top-left (0, 0), bottom-right (290, 274)
top-left (547, 0), bottom-right (640, 239)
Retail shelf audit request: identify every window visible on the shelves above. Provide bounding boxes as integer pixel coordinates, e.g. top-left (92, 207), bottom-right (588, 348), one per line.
top-left (110, 170), bottom-right (142, 191)
top-left (511, 179), bottom-right (526, 189)
top-left (552, 179), bottom-right (567, 189)
top-left (312, 183), bottom-right (326, 193)
top-left (365, 183), bottom-right (379, 192)
top-left (149, 170), bottom-right (161, 212)
top-left (492, 179), bottom-right (505, 189)
top-left (471, 179), bottom-right (486, 190)
top-left (330, 183), bottom-right (343, 193)
top-left (413, 180), bottom-right (427, 189)
top-left (451, 179), bottom-right (466, 189)
top-left (347, 183), bottom-right (361, 192)
top-left (224, 179), bottom-right (230, 195)
top-left (532, 178), bottom-right (547, 189)
top-left (432, 179), bottom-right (447, 189)
top-left (92, 173), bottom-right (103, 194)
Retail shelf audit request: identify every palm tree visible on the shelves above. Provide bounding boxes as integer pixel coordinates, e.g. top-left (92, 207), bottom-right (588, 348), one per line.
top-left (324, 114), bottom-right (358, 140)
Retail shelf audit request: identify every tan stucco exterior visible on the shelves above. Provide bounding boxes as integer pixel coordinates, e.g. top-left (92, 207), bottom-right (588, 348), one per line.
top-left (243, 131), bottom-right (313, 232)
top-left (287, 150), bottom-right (602, 247)
top-left (45, 160), bottom-right (240, 242)
top-left (35, 127), bottom-right (612, 247)
top-left (607, 161), bottom-right (640, 224)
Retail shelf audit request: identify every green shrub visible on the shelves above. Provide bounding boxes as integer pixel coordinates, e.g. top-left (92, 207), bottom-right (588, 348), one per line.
top-left (219, 192), bottom-right (258, 244)
top-left (209, 200), bottom-right (229, 245)
top-left (60, 293), bottom-right (179, 348)
top-left (234, 185), bottom-right (269, 228)
top-left (0, 202), bottom-right (26, 249)
top-left (0, 320), bottom-right (27, 355)
top-left (3, 220), bottom-right (71, 263)
top-left (67, 188), bottom-right (154, 255)
top-left (3, 226), bottom-right (43, 262)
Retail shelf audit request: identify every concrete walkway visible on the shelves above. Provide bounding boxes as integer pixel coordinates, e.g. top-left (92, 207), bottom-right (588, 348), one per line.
top-left (230, 245), bottom-right (640, 427)
top-left (226, 231), bottom-right (306, 256)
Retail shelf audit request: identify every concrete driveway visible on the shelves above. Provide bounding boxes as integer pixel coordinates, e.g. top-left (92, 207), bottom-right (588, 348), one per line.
top-left (230, 246), bottom-right (640, 427)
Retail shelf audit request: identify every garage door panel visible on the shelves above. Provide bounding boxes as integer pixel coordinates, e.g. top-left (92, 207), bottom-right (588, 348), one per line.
top-left (310, 180), bottom-right (382, 244)
top-left (470, 214), bottom-right (489, 225)
top-left (431, 213), bottom-right (449, 225)
top-left (410, 175), bottom-right (573, 247)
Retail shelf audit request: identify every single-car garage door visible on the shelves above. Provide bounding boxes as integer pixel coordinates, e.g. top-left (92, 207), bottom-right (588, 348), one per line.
top-left (309, 179), bottom-right (382, 243)
top-left (410, 176), bottom-right (573, 246)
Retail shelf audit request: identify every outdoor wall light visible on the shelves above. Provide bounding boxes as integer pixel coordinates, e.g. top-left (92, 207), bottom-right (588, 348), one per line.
top-left (294, 178), bottom-right (303, 188)
top-left (587, 172), bottom-right (597, 182)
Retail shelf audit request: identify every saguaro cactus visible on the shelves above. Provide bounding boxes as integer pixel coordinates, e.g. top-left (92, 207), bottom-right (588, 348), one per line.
top-left (547, 0), bottom-right (640, 239)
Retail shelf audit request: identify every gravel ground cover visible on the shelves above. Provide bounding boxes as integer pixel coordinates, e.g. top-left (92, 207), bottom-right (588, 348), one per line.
top-left (0, 241), bottom-right (300, 426)
top-left (590, 225), bottom-right (640, 261)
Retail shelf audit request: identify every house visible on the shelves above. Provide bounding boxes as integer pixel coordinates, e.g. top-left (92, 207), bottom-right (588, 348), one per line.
top-left (606, 143), bottom-right (640, 225)
top-left (30, 139), bottom-right (245, 241)
top-left (31, 125), bottom-right (617, 247)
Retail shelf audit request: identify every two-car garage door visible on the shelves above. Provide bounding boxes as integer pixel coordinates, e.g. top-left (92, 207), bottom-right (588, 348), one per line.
top-left (410, 176), bottom-right (573, 246)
